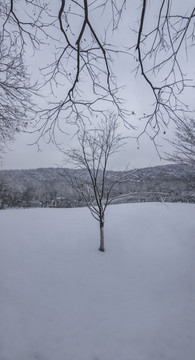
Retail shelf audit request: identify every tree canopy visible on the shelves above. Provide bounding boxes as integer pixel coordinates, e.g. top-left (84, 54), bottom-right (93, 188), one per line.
top-left (0, 1), bottom-right (194, 148)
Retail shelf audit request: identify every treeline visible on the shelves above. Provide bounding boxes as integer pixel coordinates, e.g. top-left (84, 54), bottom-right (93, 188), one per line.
top-left (0, 165), bottom-right (195, 209)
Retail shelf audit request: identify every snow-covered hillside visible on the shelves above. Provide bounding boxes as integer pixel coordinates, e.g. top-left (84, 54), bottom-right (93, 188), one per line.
top-left (0, 203), bottom-right (195, 360)
top-left (1, 164), bottom-right (195, 208)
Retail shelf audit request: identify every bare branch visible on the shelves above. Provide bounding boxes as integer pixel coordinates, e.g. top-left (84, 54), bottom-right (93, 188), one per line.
top-left (134, 1), bottom-right (195, 142)
top-left (0, 27), bottom-right (38, 154)
top-left (166, 117), bottom-right (195, 165)
top-left (1, 0), bottom-right (194, 150)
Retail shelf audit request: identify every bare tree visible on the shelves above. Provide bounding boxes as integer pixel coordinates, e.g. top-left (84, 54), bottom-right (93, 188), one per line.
top-left (166, 117), bottom-right (195, 165)
top-left (1, 1), bottom-right (194, 145)
top-left (64, 115), bottom-right (127, 252)
top-left (0, 13), bottom-right (37, 155)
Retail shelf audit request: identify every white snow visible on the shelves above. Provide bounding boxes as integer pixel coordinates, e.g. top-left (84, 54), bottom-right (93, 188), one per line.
top-left (0, 203), bottom-right (195, 360)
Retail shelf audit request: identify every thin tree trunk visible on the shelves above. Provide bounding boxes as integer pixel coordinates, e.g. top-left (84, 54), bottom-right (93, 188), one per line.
top-left (99, 219), bottom-right (105, 252)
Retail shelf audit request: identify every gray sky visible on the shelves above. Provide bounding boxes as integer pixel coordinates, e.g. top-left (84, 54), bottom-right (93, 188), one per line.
top-left (1, 0), bottom-right (194, 171)
top-left (0, 130), bottom-right (171, 170)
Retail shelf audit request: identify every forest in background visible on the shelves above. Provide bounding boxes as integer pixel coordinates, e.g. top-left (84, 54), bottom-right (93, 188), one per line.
top-left (0, 164), bottom-right (195, 209)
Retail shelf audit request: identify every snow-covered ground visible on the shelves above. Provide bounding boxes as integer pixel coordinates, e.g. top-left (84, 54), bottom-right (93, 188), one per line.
top-left (0, 203), bottom-right (195, 360)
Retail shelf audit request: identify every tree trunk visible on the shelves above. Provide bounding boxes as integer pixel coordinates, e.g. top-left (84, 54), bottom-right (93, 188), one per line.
top-left (99, 219), bottom-right (105, 252)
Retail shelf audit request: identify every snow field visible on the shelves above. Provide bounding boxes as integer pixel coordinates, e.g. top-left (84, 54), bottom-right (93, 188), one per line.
top-left (0, 203), bottom-right (195, 360)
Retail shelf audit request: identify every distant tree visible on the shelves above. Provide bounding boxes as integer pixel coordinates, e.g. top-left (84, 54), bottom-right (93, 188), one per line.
top-left (167, 118), bottom-right (195, 166)
top-left (0, 173), bottom-right (15, 208)
top-left (0, 174), bottom-right (6, 209)
top-left (21, 185), bottom-right (34, 207)
top-left (64, 115), bottom-right (127, 252)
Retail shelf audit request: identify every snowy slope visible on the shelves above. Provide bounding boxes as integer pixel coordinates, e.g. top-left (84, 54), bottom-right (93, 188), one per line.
top-left (0, 203), bottom-right (195, 360)
top-left (1, 164), bottom-right (195, 208)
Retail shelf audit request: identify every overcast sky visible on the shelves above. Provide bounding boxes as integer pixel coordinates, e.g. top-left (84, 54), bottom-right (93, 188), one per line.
top-left (1, 0), bottom-right (194, 171)
top-left (0, 129), bottom-right (172, 170)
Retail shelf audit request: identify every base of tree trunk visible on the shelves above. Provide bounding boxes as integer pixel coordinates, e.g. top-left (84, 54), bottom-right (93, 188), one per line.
top-left (99, 222), bottom-right (105, 252)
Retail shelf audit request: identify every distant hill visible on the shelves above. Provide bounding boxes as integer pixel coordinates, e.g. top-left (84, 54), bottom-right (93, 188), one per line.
top-left (0, 164), bottom-right (195, 208)
top-left (124, 163), bottom-right (195, 180)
